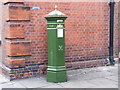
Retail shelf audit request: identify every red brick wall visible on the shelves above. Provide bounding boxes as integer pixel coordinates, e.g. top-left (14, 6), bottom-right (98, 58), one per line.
top-left (24, 2), bottom-right (110, 65)
top-left (118, 2), bottom-right (120, 53)
top-left (114, 2), bottom-right (118, 56)
top-left (0, 1), bottom-right (119, 80)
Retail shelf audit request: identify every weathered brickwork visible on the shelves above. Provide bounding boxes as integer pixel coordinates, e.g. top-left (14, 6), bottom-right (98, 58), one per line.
top-left (118, 2), bottom-right (120, 53)
top-left (6, 41), bottom-right (31, 56)
top-left (114, 2), bottom-right (119, 57)
top-left (0, 1), bottom-right (119, 80)
top-left (5, 6), bottom-right (30, 21)
top-left (4, 58), bottom-right (25, 69)
top-left (0, 0), bottom-right (32, 80)
top-left (5, 24), bottom-right (25, 39)
top-left (3, 0), bottom-right (24, 4)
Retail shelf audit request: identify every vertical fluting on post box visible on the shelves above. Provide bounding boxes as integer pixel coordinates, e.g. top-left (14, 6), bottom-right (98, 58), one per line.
top-left (44, 6), bottom-right (68, 82)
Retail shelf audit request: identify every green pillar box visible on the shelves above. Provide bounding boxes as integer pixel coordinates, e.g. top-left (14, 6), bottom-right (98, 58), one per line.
top-left (44, 7), bottom-right (68, 82)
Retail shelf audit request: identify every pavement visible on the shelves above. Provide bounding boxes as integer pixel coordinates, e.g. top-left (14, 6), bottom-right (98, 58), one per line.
top-left (0, 64), bottom-right (118, 89)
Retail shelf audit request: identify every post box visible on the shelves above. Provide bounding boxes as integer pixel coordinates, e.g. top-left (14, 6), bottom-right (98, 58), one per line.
top-left (44, 7), bottom-right (68, 82)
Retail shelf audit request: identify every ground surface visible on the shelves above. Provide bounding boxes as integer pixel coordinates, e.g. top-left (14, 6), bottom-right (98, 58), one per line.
top-left (0, 64), bottom-right (118, 89)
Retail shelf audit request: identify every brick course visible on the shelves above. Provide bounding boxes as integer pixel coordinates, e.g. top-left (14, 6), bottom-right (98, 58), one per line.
top-left (6, 41), bottom-right (31, 57)
top-left (3, 0), bottom-right (24, 4)
top-left (5, 24), bottom-right (25, 39)
top-left (5, 6), bottom-right (30, 21)
top-left (4, 58), bottom-right (25, 69)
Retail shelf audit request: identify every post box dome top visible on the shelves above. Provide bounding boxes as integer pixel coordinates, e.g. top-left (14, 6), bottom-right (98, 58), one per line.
top-left (44, 10), bottom-right (68, 18)
top-left (44, 5), bottom-right (68, 18)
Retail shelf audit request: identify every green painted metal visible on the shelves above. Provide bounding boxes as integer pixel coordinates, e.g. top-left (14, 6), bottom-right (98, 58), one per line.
top-left (44, 9), bottom-right (68, 82)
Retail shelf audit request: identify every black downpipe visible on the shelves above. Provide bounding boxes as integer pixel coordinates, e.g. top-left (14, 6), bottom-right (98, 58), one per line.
top-left (109, 0), bottom-right (115, 65)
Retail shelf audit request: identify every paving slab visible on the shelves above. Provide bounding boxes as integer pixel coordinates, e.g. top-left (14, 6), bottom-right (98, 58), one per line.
top-left (41, 84), bottom-right (64, 88)
top-left (67, 70), bottom-right (116, 82)
top-left (57, 80), bottom-right (97, 88)
top-left (11, 82), bottom-right (26, 88)
top-left (11, 76), bottom-right (57, 88)
top-left (86, 89), bottom-right (118, 90)
top-left (87, 78), bottom-right (118, 88)
top-left (105, 76), bottom-right (118, 82)
top-left (0, 82), bottom-right (16, 89)
top-left (2, 89), bottom-right (27, 90)
top-left (0, 75), bottom-right (9, 84)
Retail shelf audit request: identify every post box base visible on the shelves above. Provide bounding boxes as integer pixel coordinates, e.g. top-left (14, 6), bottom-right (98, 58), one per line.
top-left (47, 70), bottom-right (67, 83)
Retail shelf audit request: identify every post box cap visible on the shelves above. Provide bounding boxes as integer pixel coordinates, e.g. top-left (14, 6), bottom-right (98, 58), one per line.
top-left (44, 10), bottom-right (68, 18)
